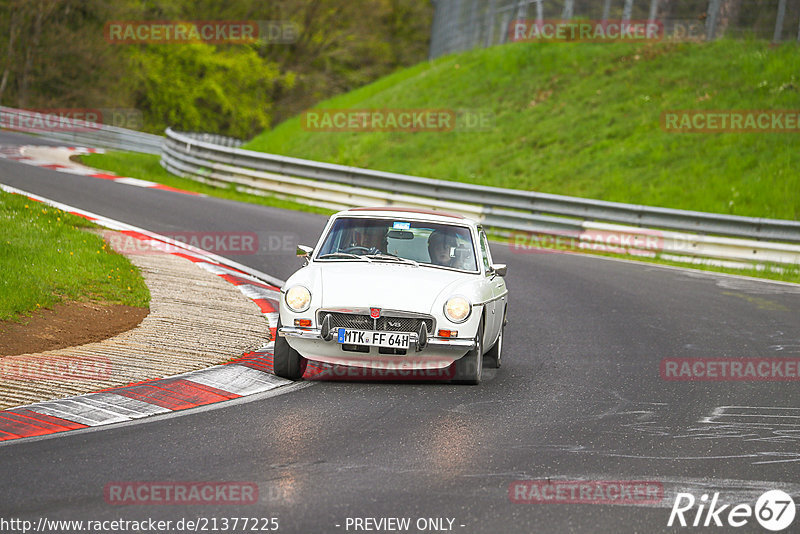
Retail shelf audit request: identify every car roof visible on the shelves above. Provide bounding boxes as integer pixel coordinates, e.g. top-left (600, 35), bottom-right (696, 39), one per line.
top-left (337, 206), bottom-right (479, 226)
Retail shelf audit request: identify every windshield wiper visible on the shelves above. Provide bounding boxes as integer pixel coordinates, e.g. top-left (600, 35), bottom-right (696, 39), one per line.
top-left (317, 252), bottom-right (369, 261)
top-left (318, 252), bottom-right (376, 262)
top-left (365, 253), bottom-right (419, 267)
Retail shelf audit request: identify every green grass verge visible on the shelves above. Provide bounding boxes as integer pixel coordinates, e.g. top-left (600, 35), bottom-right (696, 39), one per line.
top-left (0, 190), bottom-right (150, 321)
top-left (79, 151), bottom-right (334, 216)
top-left (246, 38), bottom-right (800, 222)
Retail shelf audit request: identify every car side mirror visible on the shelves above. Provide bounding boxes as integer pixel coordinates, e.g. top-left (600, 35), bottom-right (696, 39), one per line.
top-left (491, 263), bottom-right (507, 277)
top-left (297, 245), bottom-right (313, 265)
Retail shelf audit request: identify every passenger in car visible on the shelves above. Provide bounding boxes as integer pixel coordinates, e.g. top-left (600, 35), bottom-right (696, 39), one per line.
top-left (427, 229), bottom-right (459, 267)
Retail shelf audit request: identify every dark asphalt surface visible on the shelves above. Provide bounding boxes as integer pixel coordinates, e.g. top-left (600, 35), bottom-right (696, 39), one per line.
top-left (1, 131), bottom-right (799, 534)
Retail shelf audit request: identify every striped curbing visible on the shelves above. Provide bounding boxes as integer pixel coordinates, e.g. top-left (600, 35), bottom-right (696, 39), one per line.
top-left (0, 145), bottom-right (199, 195)
top-left (0, 183), bottom-right (291, 442)
top-left (0, 344), bottom-right (284, 438)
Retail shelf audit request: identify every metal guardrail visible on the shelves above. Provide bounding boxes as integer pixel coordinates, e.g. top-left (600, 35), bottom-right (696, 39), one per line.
top-left (162, 128), bottom-right (800, 260)
top-left (176, 132), bottom-right (245, 148)
top-left (0, 106), bottom-right (164, 154)
top-left (5, 107), bottom-right (795, 266)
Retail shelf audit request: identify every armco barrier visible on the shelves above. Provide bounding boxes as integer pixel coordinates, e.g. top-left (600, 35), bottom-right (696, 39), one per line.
top-left (161, 128), bottom-right (800, 266)
top-left (0, 106), bottom-right (164, 154)
top-left (0, 106), bottom-right (244, 155)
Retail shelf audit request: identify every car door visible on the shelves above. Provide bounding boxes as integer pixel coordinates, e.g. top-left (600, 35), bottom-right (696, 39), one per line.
top-left (478, 228), bottom-right (504, 346)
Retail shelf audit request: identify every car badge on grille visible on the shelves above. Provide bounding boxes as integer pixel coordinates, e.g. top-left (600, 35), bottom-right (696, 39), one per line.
top-left (370, 307), bottom-right (381, 319)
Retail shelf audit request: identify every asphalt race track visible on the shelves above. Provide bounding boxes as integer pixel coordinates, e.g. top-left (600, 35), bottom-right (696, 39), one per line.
top-left (1, 131), bottom-right (799, 533)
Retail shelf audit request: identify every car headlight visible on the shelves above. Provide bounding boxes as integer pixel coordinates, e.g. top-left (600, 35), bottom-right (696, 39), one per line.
top-left (285, 285), bottom-right (311, 312)
top-left (444, 296), bottom-right (471, 323)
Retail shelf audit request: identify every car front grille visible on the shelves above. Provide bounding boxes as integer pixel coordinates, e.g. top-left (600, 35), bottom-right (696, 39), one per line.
top-left (319, 311), bottom-right (434, 335)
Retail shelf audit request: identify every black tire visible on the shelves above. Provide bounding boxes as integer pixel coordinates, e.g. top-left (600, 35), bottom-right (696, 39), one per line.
top-left (452, 318), bottom-right (483, 385)
top-left (484, 321), bottom-right (503, 369)
top-left (273, 318), bottom-right (308, 380)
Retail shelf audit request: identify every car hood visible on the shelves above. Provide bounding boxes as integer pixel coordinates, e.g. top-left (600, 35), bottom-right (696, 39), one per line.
top-left (315, 261), bottom-right (476, 314)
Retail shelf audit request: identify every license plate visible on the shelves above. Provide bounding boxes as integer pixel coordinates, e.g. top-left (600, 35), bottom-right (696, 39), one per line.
top-left (337, 328), bottom-right (411, 348)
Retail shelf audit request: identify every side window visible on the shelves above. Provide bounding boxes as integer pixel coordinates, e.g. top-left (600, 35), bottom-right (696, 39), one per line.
top-left (479, 230), bottom-right (492, 272)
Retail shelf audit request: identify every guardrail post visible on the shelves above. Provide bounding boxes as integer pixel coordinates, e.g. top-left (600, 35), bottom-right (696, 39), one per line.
top-left (705, 0), bottom-right (721, 40)
top-left (797, 9), bottom-right (800, 41)
top-left (485, 0), bottom-right (496, 47)
top-left (467, 0), bottom-right (480, 49)
top-left (515, 0), bottom-right (528, 19)
top-left (602, 0), bottom-right (612, 23)
top-left (429, 0), bottom-right (441, 59)
top-left (773, 0), bottom-right (787, 43)
top-left (648, 0), bottom-right (658, 22)
top-left (499, 10), bottom-right (512, 44)
top-left (446, 0), bottom-right (459, 55)
top-left (562, 0), bottom-right (575, 20)
top-left (622, 0), bottom-right (634, 22)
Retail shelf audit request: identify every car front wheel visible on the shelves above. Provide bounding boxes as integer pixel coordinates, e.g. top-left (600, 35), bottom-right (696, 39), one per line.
top-left (452, 318), bottom-right (483, 385)
top-left (273, 318), bottom-right (308, 380)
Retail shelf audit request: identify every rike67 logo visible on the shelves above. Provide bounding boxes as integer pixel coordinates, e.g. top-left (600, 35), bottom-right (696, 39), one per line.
top-left (668, 490), bottom-right (796, 531)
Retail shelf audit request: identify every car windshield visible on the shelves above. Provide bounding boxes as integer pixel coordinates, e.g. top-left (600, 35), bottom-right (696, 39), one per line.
top-left (316, 217), bottom-right (479, 272)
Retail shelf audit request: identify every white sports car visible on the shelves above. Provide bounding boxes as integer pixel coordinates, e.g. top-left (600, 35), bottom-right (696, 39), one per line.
top-left (274, 207), bottom-right (508, 384)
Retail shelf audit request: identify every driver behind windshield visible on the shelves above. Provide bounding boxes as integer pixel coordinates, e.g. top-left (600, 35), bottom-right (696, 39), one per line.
top-left (427, 229), bottom-right (461, 267)
top-left (342, 225), bottom-right (387, 254)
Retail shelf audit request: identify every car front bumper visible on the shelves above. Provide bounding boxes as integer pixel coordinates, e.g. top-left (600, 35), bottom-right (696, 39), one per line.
top-left (278, 326), bottom-right (475, 369)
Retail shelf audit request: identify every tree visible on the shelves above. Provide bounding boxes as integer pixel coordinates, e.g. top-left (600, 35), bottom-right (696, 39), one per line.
top-left (0, 0), bottom-right (433, 136)
top-left (125, 43), bottom-right (291, 138)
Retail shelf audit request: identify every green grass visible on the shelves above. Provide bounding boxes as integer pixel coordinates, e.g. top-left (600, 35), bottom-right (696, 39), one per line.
top-left (0, 190), bottom-right (150, 321)
top-left (246, 38), bottom-right (800, 221)
top-left (79, 151), bottom-right (334, 216)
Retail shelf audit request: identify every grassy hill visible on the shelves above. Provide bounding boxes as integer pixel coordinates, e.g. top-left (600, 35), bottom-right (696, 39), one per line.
top-left (245, 39), bottom-right (800, 221)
